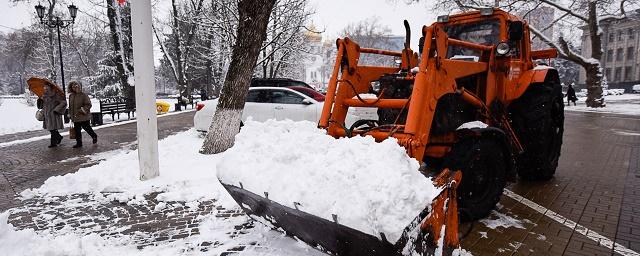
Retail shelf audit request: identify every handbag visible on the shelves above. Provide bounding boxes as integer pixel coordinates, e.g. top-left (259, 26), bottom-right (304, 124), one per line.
top-left (64, 109), bottom-right (70, 124)
top-left (35, 109), bottom-right (44, 121)
top-left (69, 123), bottom-right (76, 139)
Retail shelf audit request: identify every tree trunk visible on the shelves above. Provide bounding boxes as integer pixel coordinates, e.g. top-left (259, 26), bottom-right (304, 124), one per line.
top-left (584, 64), bottom-right (605, 107)
top-left (106, 0), bottom-right (134, 100)
top-left (585, 1), bottom-right (604, 108)
top-left (200, 0), bottom-right (277, 154)
top-left (171, 0), bottom-right (187, 100)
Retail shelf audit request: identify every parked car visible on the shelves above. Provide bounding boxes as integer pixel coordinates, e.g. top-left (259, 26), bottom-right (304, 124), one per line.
top-left (250, 78), bottom-right (315, 90)
top-left (633, 84), bottom-right (640, 93)
top-left (194, 86), bottom-right (373, 132)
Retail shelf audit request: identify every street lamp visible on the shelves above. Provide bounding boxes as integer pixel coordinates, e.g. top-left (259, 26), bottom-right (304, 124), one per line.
top-left (34, 3), bottom-right (78, 95)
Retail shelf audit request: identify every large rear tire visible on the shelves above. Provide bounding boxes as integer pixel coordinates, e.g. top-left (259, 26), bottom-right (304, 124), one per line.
top-left (509, 75), bottom-right (564, 181)
top-left (443, 132), bottom-right (508, 222)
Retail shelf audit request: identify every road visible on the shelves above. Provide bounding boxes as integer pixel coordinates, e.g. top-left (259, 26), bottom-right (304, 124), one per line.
top-left (462, 111), bottom-right (640, 256)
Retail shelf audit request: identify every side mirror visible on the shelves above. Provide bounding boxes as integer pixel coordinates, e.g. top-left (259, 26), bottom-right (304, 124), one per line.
top-left (302, 98), bottom-right (314, 105)
top-left (508, 21), bottom-right (524, 41)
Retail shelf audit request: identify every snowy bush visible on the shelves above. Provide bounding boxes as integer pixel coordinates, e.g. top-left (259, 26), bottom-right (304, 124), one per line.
top-left (23, 92), bottom-right (35, 106)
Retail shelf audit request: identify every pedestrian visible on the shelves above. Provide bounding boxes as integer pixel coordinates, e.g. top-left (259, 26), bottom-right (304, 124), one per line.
top-left (42, 83), bottom-right (67, 148)
top-left (567, 83), bottom-right (577, 106)
top-left (200, 88), bottom-right (208, 101)
top-left (68, 81), bottom-right (97, 148)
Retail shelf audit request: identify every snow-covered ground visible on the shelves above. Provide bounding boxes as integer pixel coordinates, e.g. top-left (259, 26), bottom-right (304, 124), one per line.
top-left (565, 93), bottom-right (640, 116)
top-left (2, 125), bottom-right (324, 255)
top-left (0, 97), bottom-right (181, 136)
top-left (0, 98), bottom-right (43, 135)
top-left (2, 120), bottom-right (447, 255)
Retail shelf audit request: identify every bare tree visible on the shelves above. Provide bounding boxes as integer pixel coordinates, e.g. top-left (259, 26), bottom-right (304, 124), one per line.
top-left (430, 0), bottom-right (638, 108)
top-left (340, 17), bottom-right (397, 66)
top-left (256, 0), bottom-right (313, 78)
top-left (200, 0), bottom-right (277, 154)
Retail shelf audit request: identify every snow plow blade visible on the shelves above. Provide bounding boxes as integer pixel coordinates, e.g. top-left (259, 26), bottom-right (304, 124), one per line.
top-left (220, 169), bottom-right (462, 256)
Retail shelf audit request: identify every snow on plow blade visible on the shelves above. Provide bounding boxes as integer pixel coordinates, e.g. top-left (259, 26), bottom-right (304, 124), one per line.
top-left (220, 169), bottom-right (462, 256)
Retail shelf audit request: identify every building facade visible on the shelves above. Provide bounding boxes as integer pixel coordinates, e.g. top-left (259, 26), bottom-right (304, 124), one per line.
top-left (520, 6), bottom-right (555, 50)
top-left (578, 10), bottom-right (640, 91)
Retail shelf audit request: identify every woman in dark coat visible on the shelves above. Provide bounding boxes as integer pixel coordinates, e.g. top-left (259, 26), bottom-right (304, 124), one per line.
top-left (567, 83), bottom-right (578, 106)
top-left (42, 83), bottom-right (67, 148)
top-left (68, 81), bottom-right (97, 148)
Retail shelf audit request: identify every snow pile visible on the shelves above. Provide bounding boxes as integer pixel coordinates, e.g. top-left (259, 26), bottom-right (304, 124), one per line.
top-left (217, 119), bottom-right (441, 243)
top-left (0, 98), bottom-right (45, 135)
top-left (20, 129), bottom-right (234, 208)
top-left (457, 121), bottom-right (488, 130)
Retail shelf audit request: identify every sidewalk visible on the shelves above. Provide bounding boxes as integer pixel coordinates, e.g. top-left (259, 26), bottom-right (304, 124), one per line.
top-left (0, 111), bottom-right (196, 211)
top-left (1, 113), bottom-right (320, 255)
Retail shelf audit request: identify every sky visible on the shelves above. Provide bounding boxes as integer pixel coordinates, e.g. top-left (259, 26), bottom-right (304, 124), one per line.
top-left (0, 1), bottom-right (32, 32)
top-left (307, 0), bottom-right (437, 49)
top-left (0, 0), bottom-right (438, 49)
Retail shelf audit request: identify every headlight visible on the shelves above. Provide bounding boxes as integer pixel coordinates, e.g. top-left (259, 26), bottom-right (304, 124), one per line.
top-left (496, 42), bottom-right (510, 55)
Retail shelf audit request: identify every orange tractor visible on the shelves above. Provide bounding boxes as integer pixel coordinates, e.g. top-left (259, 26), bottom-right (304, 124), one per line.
top-left (221, 8), bottom-right (564, 255)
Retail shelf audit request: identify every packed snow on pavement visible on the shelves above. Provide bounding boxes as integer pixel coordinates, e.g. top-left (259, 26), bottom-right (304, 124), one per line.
top-left (1, 119), bottom-right (449, 255)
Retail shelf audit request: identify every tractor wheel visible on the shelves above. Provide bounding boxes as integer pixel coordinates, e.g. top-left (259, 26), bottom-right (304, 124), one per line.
top-left (443, 133), bottom-right (508, 222)
top-left (509, 76), bottom-right (564, 181)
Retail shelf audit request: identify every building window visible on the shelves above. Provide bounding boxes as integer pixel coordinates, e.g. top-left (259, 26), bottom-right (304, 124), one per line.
top-left (616, 48), bottom-right (624, 61)
top-left (614, 67), bottom-right (622, 82)
top-left (624, 67), bottom-right (633, 81)
top-left (605, 68), bottom-right (612, 80)
top-left (629, 28), bottom-right (635, 39)
top-left (627, 47), bottom-right (635, 60)
top-left (618, 30), bottom-right (623, 41)
top-left (609, 33), bottom-right (615, 42)
top-left (607, 50), bottom-right (614, 62)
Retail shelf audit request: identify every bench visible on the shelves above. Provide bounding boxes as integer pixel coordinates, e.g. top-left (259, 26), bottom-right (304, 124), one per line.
top-left (91, 97), bottom-right (136, 126)
top-left (174, 95), bottom-right (200, 111)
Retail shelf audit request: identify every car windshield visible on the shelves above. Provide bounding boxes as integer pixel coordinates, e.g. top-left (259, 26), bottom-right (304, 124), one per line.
top-left (445, 19), bottom-right (500, 59)
top-left (288, 86), bottom-right (325, 102)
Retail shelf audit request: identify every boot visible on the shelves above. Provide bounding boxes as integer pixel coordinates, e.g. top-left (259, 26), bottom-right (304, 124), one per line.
top-left (92, 136), bottom-right (98, 144)
top-left (73, 137), bottom-right (83, 148)
top-left (55, 134), bottom-right (63, 145)
top-left (49, 133), bottom-right (58, 148)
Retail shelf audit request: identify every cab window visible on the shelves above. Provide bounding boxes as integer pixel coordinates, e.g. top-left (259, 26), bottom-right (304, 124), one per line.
top-left (445, 19), bottom-right (500, 59)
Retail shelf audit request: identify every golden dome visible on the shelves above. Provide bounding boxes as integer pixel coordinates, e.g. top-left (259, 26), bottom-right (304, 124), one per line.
top-left (304, 23), bottom-right (322, 42)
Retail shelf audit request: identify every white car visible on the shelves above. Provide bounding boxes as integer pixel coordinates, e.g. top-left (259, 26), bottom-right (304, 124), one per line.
top-left (194, 86), bottom-right (373, 132)
top-left (633, 84), bottom-right (640, 93)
